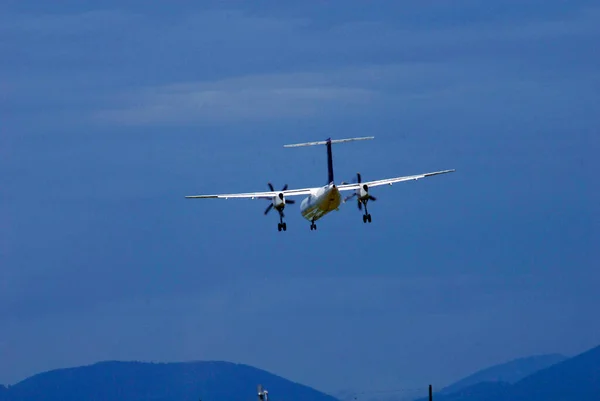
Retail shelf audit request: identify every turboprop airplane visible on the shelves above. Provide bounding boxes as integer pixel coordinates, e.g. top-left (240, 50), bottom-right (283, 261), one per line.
top-left (185, 137), bottom-right (455, 231)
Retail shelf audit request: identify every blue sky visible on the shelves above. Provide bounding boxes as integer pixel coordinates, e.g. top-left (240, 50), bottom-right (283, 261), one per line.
top-left (1, 0), bottom-right (599, 397)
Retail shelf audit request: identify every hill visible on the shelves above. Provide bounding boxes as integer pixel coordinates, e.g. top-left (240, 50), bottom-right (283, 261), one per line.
top-left (0, 385), bottom-right (9, 401)
top-left (2, 360), bottom-right (340, 401)
top-left (439, 353), bottom-right (567, 394)
top-left (508, 343), bottom-right (600, 400)
top-left (415, 343), bottom-right (600, 401)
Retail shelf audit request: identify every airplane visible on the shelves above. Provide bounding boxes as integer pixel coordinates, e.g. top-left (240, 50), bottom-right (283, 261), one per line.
top-left (185, 136), bottom-right (455, 231)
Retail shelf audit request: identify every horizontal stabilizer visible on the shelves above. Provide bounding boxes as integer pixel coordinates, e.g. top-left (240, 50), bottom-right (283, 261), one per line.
top-left (283, 136), bottom-right (374, 148)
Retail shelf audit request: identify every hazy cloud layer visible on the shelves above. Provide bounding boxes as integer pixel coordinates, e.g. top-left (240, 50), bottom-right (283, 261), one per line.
top-left (2, 4), bottom-right (599, 128)
top-left (94, 78), bottom-right (378, 124)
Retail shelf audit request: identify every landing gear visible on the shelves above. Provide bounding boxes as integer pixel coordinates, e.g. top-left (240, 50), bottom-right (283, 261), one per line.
top-left (277, 211), bottom-right (287, 232)
top-left (310, 220), bottom-right (317, 231)
top-left (362, 202), bottom-right (372, 224)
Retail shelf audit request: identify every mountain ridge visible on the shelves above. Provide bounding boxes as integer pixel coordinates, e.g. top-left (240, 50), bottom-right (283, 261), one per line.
top-left (2, 360), bottom-right (340, 401)
top-left (3, 344), bottom-right (599, 401)
top-left (439, 353), bottom-right (567, 394)
top-left (414, 343), bottom-right (600, 401)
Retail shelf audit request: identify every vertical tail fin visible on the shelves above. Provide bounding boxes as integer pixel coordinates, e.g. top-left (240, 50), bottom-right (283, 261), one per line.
top-left (326, 138), bottom-right (334, 184)
top-left (283, 136), bottom-right (374, 185)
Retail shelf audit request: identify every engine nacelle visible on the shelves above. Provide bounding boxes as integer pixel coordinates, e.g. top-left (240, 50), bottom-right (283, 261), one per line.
top-left (359, 184), bottom-right (369, 199)
top-left (273, 192), bottom-right (285, 209)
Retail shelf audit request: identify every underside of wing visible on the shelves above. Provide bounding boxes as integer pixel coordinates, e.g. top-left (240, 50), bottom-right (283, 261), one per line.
top-left (185, 187), bottom-right (315, 199)
top-left (337, 169), bottom-right (455, 191)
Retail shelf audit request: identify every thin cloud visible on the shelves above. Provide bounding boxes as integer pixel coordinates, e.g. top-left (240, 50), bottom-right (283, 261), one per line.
top-left (89, 56), bottom-right (596, 127)
top-left (92, 73), bottom-right (380, 125)
top-left (4, 5), bottom-right (598, 129)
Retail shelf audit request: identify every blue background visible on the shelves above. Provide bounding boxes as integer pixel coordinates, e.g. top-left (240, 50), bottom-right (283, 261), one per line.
top-left (2, 0), bottom-right (599, 396)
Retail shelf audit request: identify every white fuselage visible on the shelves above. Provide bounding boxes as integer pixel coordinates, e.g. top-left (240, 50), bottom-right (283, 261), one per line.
top-left (300, 183), bottom-right (341, 221)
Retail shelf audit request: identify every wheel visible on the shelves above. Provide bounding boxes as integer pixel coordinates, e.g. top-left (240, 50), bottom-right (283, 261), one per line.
top-left (282, 222), bottom-right (287, 231)
top-left (363, 215), bottom-right (367, 223)
top-left (278, 223), bottom-right (282, 231)
top-left (367, 214), bottom-right (372, 223)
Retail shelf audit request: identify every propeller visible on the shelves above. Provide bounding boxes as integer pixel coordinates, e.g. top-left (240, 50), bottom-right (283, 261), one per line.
top-left (342, 172), bottom-right (361, 203)
top-left (264, 203), bottom-right (274, 215)
top-left (264, 182), bottom-right (295, 215)
top-left (343, 173), bottom-right (376, 209)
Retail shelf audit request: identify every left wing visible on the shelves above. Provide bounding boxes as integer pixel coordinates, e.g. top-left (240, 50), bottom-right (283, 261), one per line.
top-left (185, 187), bottom-right (316, 200)
top-left (337, 169), bottom-right (455, 192)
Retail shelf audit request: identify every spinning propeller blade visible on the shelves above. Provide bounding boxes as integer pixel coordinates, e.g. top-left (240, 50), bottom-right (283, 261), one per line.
top-left (343, 193), bottom-right (357, 202)
top-left (343, 173), bottom-right (376, 209)
top-left (263, 183), bottom-right (293, 214)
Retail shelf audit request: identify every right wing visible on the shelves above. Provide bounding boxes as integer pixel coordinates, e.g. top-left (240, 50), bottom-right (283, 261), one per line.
top-left (337, 169), bottom-right (455, 192)
top-left (185, 187), bottom-right (316, 200)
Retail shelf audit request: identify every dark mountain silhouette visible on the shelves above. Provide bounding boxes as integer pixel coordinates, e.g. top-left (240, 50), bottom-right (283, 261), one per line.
top-left (440, 353), bottom-right (567, 394)
top-left (430, 382), bottom-right (512, 401)
top-left (414, 343), bottom-right (600, 401)
top-left (0, 385), bottom-right (9, 401)
top-left (507, 344), bottom-right (600, 401)
top-left (2, 360), bottom-right (340, 401)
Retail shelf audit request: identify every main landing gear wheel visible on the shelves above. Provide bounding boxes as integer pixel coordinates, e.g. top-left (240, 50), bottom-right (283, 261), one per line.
top-left (310, 222), bottom-right (317, 230)
top-left (278, 222), bottom-right (287, 231)
top-left (362, 214), bottom-right (372, 223)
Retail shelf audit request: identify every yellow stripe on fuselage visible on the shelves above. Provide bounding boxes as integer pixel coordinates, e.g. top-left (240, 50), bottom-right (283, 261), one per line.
top-left (300, 185), bottom-right (341, 221)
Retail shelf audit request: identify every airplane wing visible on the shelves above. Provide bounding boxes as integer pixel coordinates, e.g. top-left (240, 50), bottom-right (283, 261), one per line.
top-left (337, 169), bottom-right (455, 192)
top-left (185, 187), bottom-right (315, 199)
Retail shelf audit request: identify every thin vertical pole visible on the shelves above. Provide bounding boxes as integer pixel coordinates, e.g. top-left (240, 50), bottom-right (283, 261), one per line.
top-left (429, 384), bottom-right (432, 401)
